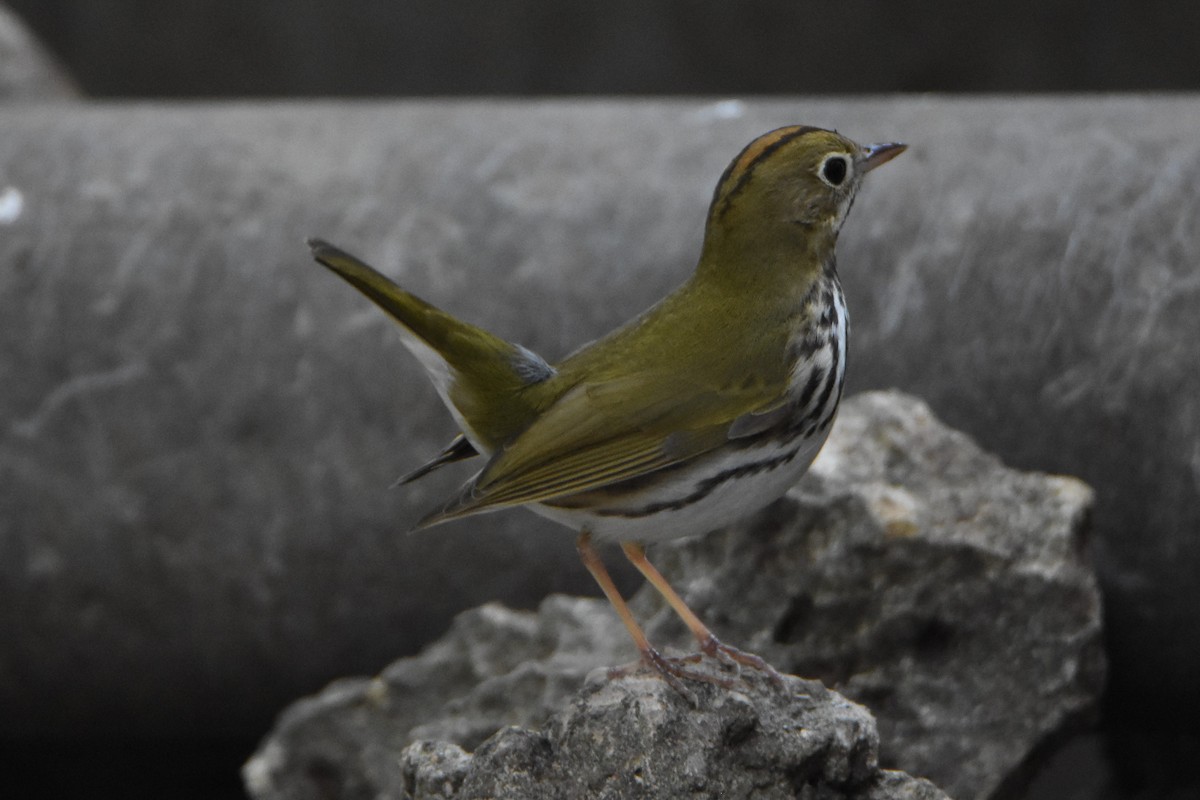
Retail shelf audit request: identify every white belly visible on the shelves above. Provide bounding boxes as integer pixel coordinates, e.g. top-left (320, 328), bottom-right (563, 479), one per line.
top-left (530, 424), bottom-right (832, 544)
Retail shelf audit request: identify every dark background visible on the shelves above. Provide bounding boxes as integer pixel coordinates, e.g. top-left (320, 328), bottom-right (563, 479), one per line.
top-left (10, 0), bottom-right (1200, 98)
top-left (4, 2), bottom-right (1199, 799)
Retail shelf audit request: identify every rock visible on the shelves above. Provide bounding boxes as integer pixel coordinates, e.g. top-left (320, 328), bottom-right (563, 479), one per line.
top-left (242, 597), bottom-right (629, 800)
top-left (253, 664), bottom-right (952, 800)
top-left (0, 4), bottom-right (77, 99)
top-left (244, 391), bottom-right (1101, 799)
top-left (400, 673), bottom-right (950, 800)
top-left (0, 98), bottom-right (1189, 741)
top-left (637, 391), bottom-right (1104, 800)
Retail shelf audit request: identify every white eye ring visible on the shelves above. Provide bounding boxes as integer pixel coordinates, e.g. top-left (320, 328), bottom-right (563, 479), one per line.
top-left (818, 154), bottom-right (851, 187)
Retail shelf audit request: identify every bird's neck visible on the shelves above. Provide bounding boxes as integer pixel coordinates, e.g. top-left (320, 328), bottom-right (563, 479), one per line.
top-left (694, 217), bottom-right (836, 304)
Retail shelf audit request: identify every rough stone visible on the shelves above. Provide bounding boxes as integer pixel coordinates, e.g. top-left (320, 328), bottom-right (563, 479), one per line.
top-left (258, 665), bottom-right (952, 800)
top-left (244, 392), bottom-right (1101, 800)
top-left (0, 98), bottom-right (1190, 740)
top-left (403, 673), bottom-right (951, 800)
top-left (637, 392), bottom-right (1104, 800)
top-left (0, 4), bottom-right (77, 99)
top-left (241, 597), bottom-right (628, 800)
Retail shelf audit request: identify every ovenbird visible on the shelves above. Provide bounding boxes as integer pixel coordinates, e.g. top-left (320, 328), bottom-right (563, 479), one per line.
top-left (309, 125), bottom-right (904, 690)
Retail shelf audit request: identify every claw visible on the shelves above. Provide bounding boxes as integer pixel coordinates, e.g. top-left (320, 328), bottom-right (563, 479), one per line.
top-left (699, 635), bottom-right (785, 688)
top-left (610, 646), bottom-right (737, 704)
top-left (707, 640), bottom-right (743, 677)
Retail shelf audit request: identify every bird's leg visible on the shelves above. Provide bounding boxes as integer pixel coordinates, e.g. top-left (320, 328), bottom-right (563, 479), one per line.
top-left (620, 541), bottom-right (784, 686)
top-left (576, 531), bottom-right (730, 696)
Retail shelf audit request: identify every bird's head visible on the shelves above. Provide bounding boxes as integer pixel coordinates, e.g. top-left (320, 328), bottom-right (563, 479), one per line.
top-left (703, 126), bottom-right (905, 260)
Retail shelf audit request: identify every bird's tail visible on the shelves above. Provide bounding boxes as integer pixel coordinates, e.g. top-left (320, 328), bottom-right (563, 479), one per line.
top-left (308, 239), bottom-right (554, 450)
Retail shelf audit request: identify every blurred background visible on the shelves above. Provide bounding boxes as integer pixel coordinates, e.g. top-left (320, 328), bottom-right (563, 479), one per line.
top-left (4, 2), bottom-right (1200, 799)
top-left (9, 0), bottom-right (1200, 98)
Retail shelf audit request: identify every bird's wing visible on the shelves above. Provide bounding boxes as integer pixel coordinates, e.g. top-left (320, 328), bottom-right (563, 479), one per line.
top-left (416, 369), bottom-right (786, 527)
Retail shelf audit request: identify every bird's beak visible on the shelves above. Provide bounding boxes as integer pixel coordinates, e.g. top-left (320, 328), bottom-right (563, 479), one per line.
top-left (861, 142), bottom-right (907, 172)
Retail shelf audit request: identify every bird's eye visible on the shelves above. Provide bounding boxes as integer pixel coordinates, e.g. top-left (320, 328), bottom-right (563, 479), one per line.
top-left (820, 156), bottom-right (848, 187)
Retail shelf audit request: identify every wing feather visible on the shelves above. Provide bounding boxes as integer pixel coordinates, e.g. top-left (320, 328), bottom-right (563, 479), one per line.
top-left (416, 369), bottom-right (786, 528)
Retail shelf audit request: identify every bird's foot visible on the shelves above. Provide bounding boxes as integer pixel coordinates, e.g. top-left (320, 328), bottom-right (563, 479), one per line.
top-left (606, 639), bottom-right (785, 704)
top-left (698, 634), bottom-right (785, 688)
top-left (608, 646), bottom-right (736, 704)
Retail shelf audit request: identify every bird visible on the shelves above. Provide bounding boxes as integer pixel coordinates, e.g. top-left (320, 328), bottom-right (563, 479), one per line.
top-left (308, 125), bottom-right (905, 692)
